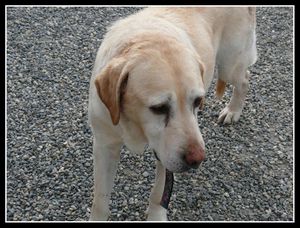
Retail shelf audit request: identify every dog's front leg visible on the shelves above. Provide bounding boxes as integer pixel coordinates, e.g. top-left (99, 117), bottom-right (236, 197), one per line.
top-left (89, 136), bottom-right (121, 221)
top-left (147, 160), bottom-right (168, 221)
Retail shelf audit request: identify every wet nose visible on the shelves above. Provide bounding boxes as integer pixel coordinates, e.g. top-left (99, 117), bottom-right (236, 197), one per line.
top-left (183, 145), bottom-right (206, 169)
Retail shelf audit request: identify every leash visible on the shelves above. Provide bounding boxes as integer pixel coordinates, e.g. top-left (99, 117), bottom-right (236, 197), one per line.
top-left (153, 150), bottom-right (174, 210)
top-left (160, 169), bottom-right (174, 209)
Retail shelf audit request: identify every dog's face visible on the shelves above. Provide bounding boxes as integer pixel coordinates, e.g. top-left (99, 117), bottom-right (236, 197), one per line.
top-left (95, 38), bottom-right (206, 172)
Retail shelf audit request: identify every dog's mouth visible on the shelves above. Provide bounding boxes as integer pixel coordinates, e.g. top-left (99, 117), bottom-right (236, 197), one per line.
top-left (153, 146), bottom-right (205, 169)
top-left (153, 149), bottom-right (191, 173)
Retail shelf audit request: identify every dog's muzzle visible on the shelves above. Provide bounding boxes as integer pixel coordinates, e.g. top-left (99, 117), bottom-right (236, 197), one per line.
top-left (153, 149), bottom-right (174, 210)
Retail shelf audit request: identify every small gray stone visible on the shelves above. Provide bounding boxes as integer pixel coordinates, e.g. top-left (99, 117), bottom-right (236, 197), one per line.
top-left (224, 192), bottom-right (230, 198)
top-left (142, 171), bottom-right (149, 177)
top-left (22, 154), bottom-right (30, 160)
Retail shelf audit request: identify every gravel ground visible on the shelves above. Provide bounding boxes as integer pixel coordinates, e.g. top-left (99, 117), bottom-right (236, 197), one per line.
top-left (6, 6), bottom-right (293, 221)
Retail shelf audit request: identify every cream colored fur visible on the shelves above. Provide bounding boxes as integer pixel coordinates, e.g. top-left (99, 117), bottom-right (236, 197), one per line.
top-left (88, 7), bottom-right (257, 221)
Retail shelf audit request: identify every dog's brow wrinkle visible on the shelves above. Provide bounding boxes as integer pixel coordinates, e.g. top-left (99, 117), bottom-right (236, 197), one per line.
top-left (190, 90), bottom-right (205, 101)
top-left (149, 94), bottom-right (172, 106)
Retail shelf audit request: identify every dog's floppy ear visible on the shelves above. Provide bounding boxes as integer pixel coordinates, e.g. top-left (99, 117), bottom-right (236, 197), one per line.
top-left (94, 56), bottom-right (130, 125)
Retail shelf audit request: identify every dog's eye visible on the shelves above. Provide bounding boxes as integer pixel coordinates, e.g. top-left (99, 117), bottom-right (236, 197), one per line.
top-left (193, 97), bottom-right (202, 108)
top-left (149, 103), bottom-right (170, 115)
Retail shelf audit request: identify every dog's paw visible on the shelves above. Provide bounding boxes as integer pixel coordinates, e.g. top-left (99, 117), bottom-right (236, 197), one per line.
top-left (146, 204), bottom-right (168, 221)
top-left (89, 214), bottom-right (109, 221)
top-left (147, 212), bottom-right (168, 221)
top-left (217, 106), bottom-right (242, 124)
top-left (89, 204), bottom-right (110, 221)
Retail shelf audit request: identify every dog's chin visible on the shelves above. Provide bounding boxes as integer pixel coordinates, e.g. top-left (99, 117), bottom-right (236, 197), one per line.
top-left (152, 149), bottom-right (191, 173)
top-left (162, 160), bottom-right (191, 173)
top-left (168, 165), bottom-right (190, 173)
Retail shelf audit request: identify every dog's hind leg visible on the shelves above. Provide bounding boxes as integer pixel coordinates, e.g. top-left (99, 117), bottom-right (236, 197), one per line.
top-left (89, 131), bottom-right (122, 221)
top-left (146, 160), bottom-right (168, 221)
top-left (217, 67), bottom-right (250, 124)
top-left (216, 34), bottom-right (257, 124)
top-left (216, 8), bottom-right (257, 124)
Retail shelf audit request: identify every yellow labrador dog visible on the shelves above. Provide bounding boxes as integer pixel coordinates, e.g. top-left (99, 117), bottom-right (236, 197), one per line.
top-left (88, 7), bottom-right (257, 221)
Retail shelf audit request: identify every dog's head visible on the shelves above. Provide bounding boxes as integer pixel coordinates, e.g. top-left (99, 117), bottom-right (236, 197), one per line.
top-left (95, 35), bottom-right (206, 172)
